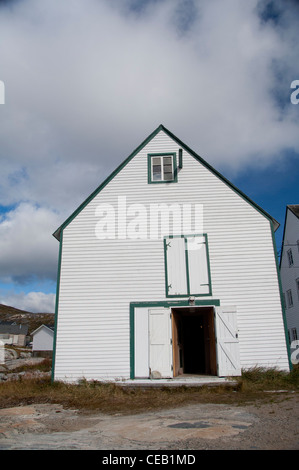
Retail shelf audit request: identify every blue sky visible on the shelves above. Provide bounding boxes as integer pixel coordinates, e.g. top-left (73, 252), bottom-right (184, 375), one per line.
top-left (0, 0), bottom-right (298, 312)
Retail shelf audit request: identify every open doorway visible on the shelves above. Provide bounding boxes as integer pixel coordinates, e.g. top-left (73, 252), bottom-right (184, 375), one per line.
top-left (171, 307), bottom-right (217, 376)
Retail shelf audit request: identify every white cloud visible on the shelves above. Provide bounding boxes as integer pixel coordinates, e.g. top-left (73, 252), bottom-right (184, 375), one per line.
top-left (0, 0), bottom-right (298, 207)
top-left (0, 203), bottom-right (60, 283)
top-left (0, 0), bottom-right (298, 313)
top-left (0, 291), bottom-right (55, 313)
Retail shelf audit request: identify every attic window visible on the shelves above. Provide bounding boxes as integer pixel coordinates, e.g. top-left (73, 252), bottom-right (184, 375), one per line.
top-left (148, 153), bottom-right (177, 183)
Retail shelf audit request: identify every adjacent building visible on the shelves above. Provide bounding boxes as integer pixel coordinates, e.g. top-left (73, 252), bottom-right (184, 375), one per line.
top-left (280, 205), bottom-right (299, 355)
top-left (32, 324), bottom-right (54, 357)
top-left (0, 322), bottom-right (28, 347)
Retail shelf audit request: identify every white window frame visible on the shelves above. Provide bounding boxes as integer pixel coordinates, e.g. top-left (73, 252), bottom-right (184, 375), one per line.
top-left (148, 153), bottom-right (177, 184)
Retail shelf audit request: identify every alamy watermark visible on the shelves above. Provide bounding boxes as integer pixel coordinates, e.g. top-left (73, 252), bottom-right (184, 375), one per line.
top-left (290, 340), bottom-right (299, 365)
top-left (290, 80), bottom-right (299, 104)
top-left (0, 80), bottom-right (5, 104)
top-left (94, 196), bottom-right (204, 243)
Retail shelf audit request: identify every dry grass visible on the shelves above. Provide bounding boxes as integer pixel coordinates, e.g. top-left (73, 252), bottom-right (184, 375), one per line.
top-left (0, 364), bottom-right (298, 415)
top-left (236, 365), bottom-right (299, 391)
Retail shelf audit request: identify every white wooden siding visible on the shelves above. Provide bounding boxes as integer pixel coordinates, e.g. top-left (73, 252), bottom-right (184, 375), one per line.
top-left (54, 130), bottom-right (289, 382)
top-left (280, 209), bottom-right (299, 345)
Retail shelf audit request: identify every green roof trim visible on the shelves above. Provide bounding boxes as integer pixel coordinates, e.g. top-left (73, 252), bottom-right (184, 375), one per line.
top-left (53, 124), bottom-right (279, 241)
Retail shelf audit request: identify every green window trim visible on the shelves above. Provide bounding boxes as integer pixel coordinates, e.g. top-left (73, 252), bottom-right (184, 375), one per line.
top-left (148, 152), bottom-right (177, 184)
top-left (164, 233), bottom-right (212, 298)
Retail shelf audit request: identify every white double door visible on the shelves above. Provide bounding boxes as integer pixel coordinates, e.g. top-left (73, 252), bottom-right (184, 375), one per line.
top-left (134, 306), bottom-right (241, 378)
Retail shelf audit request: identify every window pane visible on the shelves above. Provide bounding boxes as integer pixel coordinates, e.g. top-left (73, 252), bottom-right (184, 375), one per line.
top-left (287, 289), bottom-right (293, 307)
top-left (152, 157), bottom-right (161, 181)
top-left (292, 328), bottom-right (298, 341)
top-left (152, 157), bottom-right (161, 165)
top-left (163, 156), bottom-right (172, 165)
top-left (287, 249), bottom-right (294, 266)
top-left (163, 156), bottom-right (173, 181)
top-left (164, 171), bottom-right (173, 181)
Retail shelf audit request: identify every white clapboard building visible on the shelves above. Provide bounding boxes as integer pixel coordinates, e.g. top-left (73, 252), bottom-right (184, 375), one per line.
top-left (52, 125), bottom-right (291, 382)
top-left (280, 205), bottom-right (299, 359)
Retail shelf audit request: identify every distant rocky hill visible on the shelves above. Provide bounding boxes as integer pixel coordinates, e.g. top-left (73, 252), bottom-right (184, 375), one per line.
top-left (0, 304), bottom-right (55, 335)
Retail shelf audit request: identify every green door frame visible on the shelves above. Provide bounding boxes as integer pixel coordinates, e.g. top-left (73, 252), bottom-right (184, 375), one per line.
top-left (130, 299), bottom-right (221, 379)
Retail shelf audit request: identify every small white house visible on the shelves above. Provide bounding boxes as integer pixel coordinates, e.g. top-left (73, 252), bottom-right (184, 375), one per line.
top-left (280, 205), bottom-right (299, 359)
top-left (32, 324), bottom-right (54, 357)
top-left (52, 125), bottom-right (291, 383)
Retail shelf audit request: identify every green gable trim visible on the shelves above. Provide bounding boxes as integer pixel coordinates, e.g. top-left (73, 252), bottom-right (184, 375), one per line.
top-left (51, 230), bottom-right (63, 382)
top-left (130, 299), bottom-right (221, 379)
top-left (53, 125), bottom-right (165, 240)
top-left (159, 125), bottom-right (279, 232)
top-left (53, 123), bottom-right (279, 241)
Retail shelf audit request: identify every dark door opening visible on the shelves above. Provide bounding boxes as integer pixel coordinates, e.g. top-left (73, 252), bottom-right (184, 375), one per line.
top-left (172, 307), bottom-right (217, 376)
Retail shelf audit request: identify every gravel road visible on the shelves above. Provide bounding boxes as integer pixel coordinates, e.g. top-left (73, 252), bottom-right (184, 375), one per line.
top-left (0, 392), bottom-right (298, 450)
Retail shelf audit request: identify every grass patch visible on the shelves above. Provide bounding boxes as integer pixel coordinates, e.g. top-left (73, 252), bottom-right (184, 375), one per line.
top-left (236, 365), bottom-right (299, 392)
top-left (0, 365), bottom-right (298, 414)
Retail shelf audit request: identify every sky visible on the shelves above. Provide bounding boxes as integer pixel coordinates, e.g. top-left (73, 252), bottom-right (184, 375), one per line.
top-left (0, 0), bottom-right (298, 313)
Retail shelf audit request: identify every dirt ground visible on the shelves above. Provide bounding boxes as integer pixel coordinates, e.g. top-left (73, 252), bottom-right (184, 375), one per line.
top-left (0, 392), bottom-right (298, 450)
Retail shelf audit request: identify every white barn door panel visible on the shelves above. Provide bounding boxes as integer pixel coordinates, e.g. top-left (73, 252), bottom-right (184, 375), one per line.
top-left (134, 307), bottom-right (149, 378)
top-left (149, 308), bottom-right (172, 378)
top-left (215, 306), bottom-right (241, 376)
top-left (186, 235), bottom-right (210, 294)
top-left (165, 237), bottom-right (187, 296)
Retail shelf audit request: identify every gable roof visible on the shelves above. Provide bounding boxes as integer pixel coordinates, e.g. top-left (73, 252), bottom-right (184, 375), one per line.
top-left (53, 124), bottom-right (279, 241)
top-left (279, 204), bottom-right (299, 269)
top-left (288, 205), bottom-right (299, 219)
top-left (0, 321), bottom-right (28, 335)
top-left (32, 324), bottom-right (55, 336)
